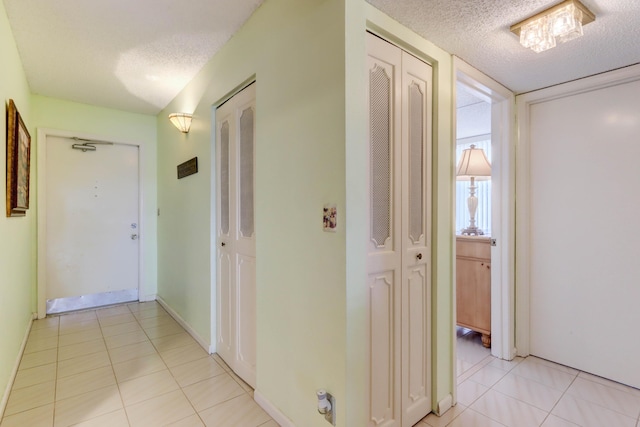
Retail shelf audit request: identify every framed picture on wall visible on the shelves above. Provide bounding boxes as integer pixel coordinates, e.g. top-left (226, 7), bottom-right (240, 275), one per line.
top-left (6, 99), bottom-right (31, 217)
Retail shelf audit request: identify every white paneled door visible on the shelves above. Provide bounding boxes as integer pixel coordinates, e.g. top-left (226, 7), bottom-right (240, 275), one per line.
top-left (521, 75), bottom-right (640, 389)
top-left (366, 33), bottom-right (432, 427)
top-left (216, 83), bottom-right (257, 388)
top-left (45, 137), bottom-right (139, 313)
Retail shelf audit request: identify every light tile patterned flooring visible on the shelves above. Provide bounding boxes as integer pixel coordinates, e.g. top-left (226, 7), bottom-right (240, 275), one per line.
top-left (3, 305), bottom-right (640, 427)
top-left (418, 328), bottom-right (640, 427)
top-left (0, 302), bottom-right (277, 427)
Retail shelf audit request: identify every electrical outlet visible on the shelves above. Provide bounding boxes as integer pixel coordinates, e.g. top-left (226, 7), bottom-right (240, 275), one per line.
top-left (324, 392), bottom-right (336, 425)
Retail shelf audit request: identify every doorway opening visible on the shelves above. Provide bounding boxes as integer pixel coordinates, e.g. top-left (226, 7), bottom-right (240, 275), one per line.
top-left (453, 58), bottom-right (516, 383)
top-left (455, 84), bottom-right (493, 377)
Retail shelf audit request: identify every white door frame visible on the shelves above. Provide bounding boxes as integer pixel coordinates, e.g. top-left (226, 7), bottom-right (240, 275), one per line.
top-left (453, 58), bottom-right (516, 362)
top-left (36, 128), bottom-right (146, 319)
top-left (514, 63), bottom-right (640, 357)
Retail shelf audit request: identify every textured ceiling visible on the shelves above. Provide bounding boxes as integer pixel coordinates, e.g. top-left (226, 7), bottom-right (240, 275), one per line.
top-left (4, 0), bottom-right (639, 115)
top-left (368, 0), bottom-right (640, 94)
top-left (457, 83), bottom-right (490, 139)
top-left (3, 0), bottom-right (264, 115)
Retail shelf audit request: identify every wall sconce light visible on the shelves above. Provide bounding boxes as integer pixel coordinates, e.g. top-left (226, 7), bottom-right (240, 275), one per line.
top-left (456, 144), bottom-right (491, 236)
top-left (510, 0), bottom-right (595, 53)
top-left (168, 113), bottom-right (193, 133)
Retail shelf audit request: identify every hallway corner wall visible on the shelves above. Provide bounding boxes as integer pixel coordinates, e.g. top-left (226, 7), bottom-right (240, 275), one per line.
top-left (157, 0), bottom-right (348, 425)
top-left (0, 0), bottom-right (36, 411)
top-left (30, 95), bottom-right (158, 303)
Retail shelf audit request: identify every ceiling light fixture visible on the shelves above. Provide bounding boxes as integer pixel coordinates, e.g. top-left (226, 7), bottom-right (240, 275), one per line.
top-left (169, 113), bottom-right (193, 133)
top-left (510, 0), bottom-right (595, 53)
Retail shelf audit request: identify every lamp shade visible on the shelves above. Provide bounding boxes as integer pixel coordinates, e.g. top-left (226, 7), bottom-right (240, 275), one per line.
top-left (169, 113), bottom-right (193, 133)
top-left (456, 144), bottom-right (491, 180)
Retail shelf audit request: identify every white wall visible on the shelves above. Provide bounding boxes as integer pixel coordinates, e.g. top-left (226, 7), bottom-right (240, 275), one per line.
top-left (516, 65), bottom-right (640, 388)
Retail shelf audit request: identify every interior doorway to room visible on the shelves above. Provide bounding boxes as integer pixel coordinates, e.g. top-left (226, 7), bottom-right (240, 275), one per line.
top-left (41, 135), bottom-right (140, 315)
top-left (453, 58), bottom-right (516, 378)
top-left (454, 83), bottom-right (494, 376)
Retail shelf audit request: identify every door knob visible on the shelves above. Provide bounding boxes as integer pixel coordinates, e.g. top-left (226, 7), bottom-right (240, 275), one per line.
top-left (221, 242), bottom-right (226, 247)
top-left (131, 234), bottom-right (138, 240)
top-left (416, 253), bottom-right (422, 260)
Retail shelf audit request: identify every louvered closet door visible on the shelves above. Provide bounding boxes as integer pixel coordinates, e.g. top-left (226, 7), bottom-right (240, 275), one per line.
top-left (400, 48), bottom-right (432, 427)
top-left (366, 33), bottom-right (402, 427)
top-left (216, 83), bottom-right (257, 388)
top-left (366, 33), bottom-right (432, 427)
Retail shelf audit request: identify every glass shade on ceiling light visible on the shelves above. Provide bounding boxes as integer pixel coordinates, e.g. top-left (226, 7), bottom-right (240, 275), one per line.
top-left (550, 3), bottom-right (584, 42)
top-left (520, 17), bottom-right (556, 53)
top-left (512, 0), bottom-right (593, 53)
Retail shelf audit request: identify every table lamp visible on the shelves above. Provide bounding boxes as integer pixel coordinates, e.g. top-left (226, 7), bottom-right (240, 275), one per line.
top-left (456, 144), bottom-right (491, 235)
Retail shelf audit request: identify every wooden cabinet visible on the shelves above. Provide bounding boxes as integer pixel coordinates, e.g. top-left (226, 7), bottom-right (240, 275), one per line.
top-left (456, 236), bottom-right (491, 347)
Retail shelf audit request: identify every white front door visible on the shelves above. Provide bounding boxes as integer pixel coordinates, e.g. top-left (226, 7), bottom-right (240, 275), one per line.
top-left (216, 83), bottom-right (257, 388)
top-left (45, 136), bottom-right (139, 313)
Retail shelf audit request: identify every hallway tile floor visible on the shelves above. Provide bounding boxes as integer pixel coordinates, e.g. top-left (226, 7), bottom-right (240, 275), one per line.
top-left (420, 329), bottom-right (640, 427)
top-left (2, 304), bottom-right (639, 426)
top-left (0, 302), bottom-right (276, 427)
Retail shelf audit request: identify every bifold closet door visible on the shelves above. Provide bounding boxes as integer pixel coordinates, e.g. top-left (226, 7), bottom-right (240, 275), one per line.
top-left (366, 33), bottom-right (432, 427)
top-left (400, 44), bottom-right (432, 427)
top-left (216, 83), bottom-right (257, 388)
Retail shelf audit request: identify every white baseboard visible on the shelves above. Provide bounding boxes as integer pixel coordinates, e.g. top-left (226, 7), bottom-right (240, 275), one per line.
top-left (155, 296), bottom-right (213, 353)
top-left (437, 393), bottom-right (453, 416)
top-left (0, 314), bottom-right (35, 419)
top-left (139, 293), bottom-right (157, 303)
top-left (254, 390), bottom-right (295, 427)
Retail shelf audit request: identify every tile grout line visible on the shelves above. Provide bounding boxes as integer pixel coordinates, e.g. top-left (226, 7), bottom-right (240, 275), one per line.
top-left (132, 302), bottom-right (265, 425)
top-left (542, 367), bottom-right (581, 427)
top-left (564, 370), bottom-right (640, 422)
top-left (133, 303), bottom-right (209, 426)
top-left (106, 303), bottom-right (139, 427)
top-left (128, 302), bottom-right (257, 426)
top-left (52, 318), bottom-right (59, 426)
top-left (123, 302), bottom-right (183, 426)
top-left (125, 302), bottom-right (249, 426)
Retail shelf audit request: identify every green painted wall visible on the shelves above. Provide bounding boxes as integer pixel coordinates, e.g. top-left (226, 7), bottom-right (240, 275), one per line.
top-left (0, 0), bottom-right (35, 408)
top-left (158, 0), bottom-right (455, 425)
top-left (30, 95), bottom-right (158, 304)
top-left (0, 5), bottom-right (158, 406)
top-left (158, 0), bottom-right (347, 425)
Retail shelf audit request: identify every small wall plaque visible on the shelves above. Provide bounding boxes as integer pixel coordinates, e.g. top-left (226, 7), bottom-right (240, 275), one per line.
top-left (177, 157), bottom-right (198, 179)
top-left (323, 204), bottom-right (337, 232)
